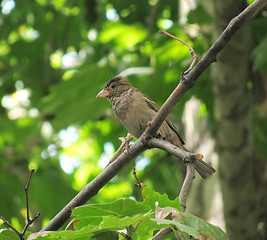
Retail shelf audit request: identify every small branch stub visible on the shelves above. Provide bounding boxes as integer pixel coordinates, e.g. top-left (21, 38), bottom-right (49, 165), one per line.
top-left (159, 30), bottom-right (198, 59)
top-left (195, 154), bottom-right (204, 161)
top-left (159, 30), bottom-right (199, 74)
top-left (133, 168), bottom-right (146, 190)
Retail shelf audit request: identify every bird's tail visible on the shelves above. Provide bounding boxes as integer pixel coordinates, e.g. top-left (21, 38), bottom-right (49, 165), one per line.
top-left (194, 159), bottom-right (216, 178)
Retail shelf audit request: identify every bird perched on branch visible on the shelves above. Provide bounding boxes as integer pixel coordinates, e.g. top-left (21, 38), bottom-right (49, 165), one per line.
top-left (97, 75), bottom-right (215, 178)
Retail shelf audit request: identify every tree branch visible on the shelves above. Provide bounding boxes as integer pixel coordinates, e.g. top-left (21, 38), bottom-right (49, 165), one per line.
top-left (40, 0), bottom-right (267, 232)
top-left (179, 163), bottom-right (195, 211)
top-left (148, 138), bottom-right (198, 162)
top-left (144, 81), bottom-right (189, 138)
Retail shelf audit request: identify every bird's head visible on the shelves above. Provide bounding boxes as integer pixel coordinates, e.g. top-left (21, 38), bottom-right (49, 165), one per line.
top-left (96, 75), bottom-right (132, 99)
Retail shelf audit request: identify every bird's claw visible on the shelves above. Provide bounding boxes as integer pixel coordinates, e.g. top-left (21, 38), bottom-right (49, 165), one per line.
top-left (105, 133), bottom-right (133, 168)
top-left (120, 133), bottom-right (133, 156)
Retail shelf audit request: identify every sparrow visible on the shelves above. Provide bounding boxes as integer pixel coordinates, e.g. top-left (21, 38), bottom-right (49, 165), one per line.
top-left (97, 75), bottom-right (215, 178)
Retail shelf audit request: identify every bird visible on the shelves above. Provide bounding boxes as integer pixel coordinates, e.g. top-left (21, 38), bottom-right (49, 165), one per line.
top-left (96, 75), bottom-right (215, 178)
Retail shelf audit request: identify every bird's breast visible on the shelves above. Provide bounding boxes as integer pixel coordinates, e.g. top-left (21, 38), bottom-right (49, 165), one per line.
top-left (111, 93), bottom-right (129, 119)
top-left (111, 91), bottom-right (155, 138)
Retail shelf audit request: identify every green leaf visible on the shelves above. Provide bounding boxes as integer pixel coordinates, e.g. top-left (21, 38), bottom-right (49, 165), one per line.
top-left (101, 214), bottom-right (164, 240)
top-left (73, 198), bottom-right (148, 218)
top-left (34, 228), bottom-right (95, 240)
top-left (142, 186), bottom-right (182, 211)
top-left (89, 231), bottom-right (118, 240)
top-left (152, 218), bottom-right (200, 239)
top-left (72, 198), bottom-right (149, 229)
top-left (186, 213), bottom-right (229, 240)
top-left (0, 229), bottom-right (19, 240)
top-left (135, 214), bottom-right (164, 240)
top-left (30, 188), bottom-right (228, 240)
top-left (152, 213), bottom-right (229, 240)
top-left (100, 213), bottom-right (145, 230)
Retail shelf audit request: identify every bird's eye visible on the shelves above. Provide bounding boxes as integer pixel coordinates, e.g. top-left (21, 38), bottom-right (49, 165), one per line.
top-left (111, 84), bottom-right (116, 89)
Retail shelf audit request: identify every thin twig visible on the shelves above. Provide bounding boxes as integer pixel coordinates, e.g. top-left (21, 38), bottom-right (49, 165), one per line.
top-left (159, 30), bottom-right (199, 74)
top-left (133, 168), bottom-right (142, 189)
top-left (25, 170), bottom-right (34, 224)
top-left (1, 170), bottom-right (40, 240)
top-left (22, 169), bottom-right (41, 236)
top-left (159, 30), bottom-right (198, 58)
top-left (178, 163), bottom-right (195, 211)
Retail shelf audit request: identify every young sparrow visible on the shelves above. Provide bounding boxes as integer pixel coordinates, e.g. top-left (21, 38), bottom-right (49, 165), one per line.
top-left (97, 75), bottom-right (215, 178)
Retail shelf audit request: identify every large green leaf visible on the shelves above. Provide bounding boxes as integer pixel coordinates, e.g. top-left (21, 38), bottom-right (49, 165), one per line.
top-left (152, 214), bottom-right (229, 240)
top-left (72, 198), bottom-right (148, 221)
top-left (31, 187), bottom-right (228, 239)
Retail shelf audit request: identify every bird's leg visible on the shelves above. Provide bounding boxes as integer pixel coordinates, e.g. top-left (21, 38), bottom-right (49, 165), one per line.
top-left (123, 133), bottom-right (133, 156)
top-left (124, 143), bottom-right (132, 156)
top-left (120, 133), bottom-right (133, 156)
top-left (105, 133), bottom-right (133, 168)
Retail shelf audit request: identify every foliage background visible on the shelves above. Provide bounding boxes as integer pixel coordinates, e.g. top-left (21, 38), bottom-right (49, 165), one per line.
top-left (0, 0), bottom-right (266, 238)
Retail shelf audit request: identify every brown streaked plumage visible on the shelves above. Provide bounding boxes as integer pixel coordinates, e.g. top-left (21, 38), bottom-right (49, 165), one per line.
top-left (97, 75), bottom-right (215, 178)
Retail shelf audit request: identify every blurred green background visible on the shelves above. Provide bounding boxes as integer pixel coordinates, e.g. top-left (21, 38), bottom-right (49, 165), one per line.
top-left (0, 0), bottom-right (266, 237)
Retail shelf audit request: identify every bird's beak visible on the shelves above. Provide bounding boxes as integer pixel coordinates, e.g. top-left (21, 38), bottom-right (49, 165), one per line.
top-left (96, 89), bottom-right (110, 98)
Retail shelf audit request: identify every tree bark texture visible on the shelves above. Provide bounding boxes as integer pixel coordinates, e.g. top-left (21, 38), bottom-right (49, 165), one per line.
top-left (211, 0), bottom-right (267, 239)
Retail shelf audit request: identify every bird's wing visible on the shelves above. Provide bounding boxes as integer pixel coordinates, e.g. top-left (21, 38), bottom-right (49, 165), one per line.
top-left (138, 89), bottom-right (185, 145)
